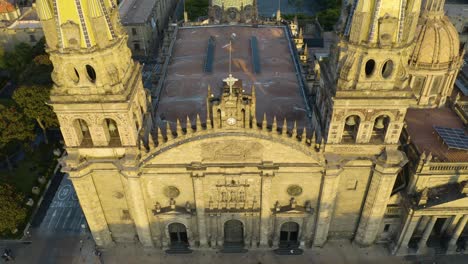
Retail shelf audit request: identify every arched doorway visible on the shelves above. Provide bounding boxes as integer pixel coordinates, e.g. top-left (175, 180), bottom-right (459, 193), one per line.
top-left (168, 223), bottom-right (188, 246)
top-left (279, 222), bottom-right (299, 247)
top-left (224, 220), bottom-right (244, 246)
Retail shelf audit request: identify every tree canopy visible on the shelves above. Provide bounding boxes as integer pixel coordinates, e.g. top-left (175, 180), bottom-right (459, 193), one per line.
top-left (185, 0), bottom-right (209, 20)
top-left (12, 85), bottom-right (58, 143)
top-left (0, 184), bottom-right (27, 234)
top-left (0, 105), bottom-right (35, 152)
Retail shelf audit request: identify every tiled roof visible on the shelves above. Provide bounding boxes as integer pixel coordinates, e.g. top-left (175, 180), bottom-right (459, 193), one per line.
top-left (0, 0), bottom-right (15, 13)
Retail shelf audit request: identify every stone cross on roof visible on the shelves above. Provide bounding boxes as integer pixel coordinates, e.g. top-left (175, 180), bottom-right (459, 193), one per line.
top-left (223, 73), bottom-right (238, 95)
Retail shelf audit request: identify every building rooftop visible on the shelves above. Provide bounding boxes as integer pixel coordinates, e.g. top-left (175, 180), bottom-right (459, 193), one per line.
top-left (0, 0), bottom-right (16, 14)
top-left (154, 25), bottom-right (311, 130)
top-left (119, 0), bottom-right (155, 25)
top-left (405, 107), bottom-right (468, 162)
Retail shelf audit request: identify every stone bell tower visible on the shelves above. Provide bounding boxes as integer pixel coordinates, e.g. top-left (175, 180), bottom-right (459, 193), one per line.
top-left (37, 0), bottom-right (152, 247)
top-left (317, 0), bottom-right (420, 247)
top-left (326, 0), bottom-right (421, 145)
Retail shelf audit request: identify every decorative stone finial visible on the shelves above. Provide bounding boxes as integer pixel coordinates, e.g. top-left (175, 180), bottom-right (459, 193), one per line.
top-left (291, 121), bottom-right (298, 139)
top-left (176, 119), bottom-right (184, 137)
top-left (281, 118), bottom-right (288, 135)
top-left (186, 116), bottom-right (193, 135)
top-left (196, 114), bottom-right (202, 131)
top-left (262, 113), bottom-right (267, 130)
top-left (272, 116), bottom-right (278, 134)
top-left (157, 126), bottom-right (164, 145)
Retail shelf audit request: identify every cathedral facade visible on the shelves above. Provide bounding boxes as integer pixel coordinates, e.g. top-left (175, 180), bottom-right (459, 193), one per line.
top-left (36, 0), bottom-right (468, 256)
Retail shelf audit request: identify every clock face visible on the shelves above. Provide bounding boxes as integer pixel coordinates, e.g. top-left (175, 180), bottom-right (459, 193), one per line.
top-left (227, 117), bottom-right (237, 126)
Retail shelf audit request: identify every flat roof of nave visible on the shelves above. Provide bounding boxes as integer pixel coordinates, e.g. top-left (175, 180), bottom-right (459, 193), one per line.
top-left (153, 25), bottom-right (311, 130)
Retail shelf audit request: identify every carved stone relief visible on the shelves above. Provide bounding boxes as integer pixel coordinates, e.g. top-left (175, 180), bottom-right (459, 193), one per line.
top-left (163, 186), bottom-right (180, 198)
top-left (201, 140), bottom-right (263, 161)
top-left (287, 185), bottom-right (303, 196)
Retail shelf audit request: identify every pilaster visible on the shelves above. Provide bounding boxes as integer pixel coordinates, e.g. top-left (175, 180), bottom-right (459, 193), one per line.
top-left (354, 149), bottom-right (407, 246)
top-left (124, 172), bottom-right (154, 247)
top-left (313, 165), bottom-right (342, 247)
top-left (259, 162), bottom-right (278, 247)
top-left (191, 170), bottom-right (208, 247)
top-left (70, 174), bottom-right (113, 247)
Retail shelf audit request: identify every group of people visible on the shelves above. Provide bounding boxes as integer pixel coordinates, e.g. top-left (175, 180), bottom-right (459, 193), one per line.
top-left (1, 249), bottom-right (14, 261)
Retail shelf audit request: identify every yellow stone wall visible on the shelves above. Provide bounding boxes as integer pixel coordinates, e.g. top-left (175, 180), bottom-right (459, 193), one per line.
top-left (212, 0), bottom-right (253, 9)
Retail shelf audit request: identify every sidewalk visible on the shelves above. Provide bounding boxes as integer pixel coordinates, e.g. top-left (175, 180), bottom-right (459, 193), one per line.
top-left (3, 236), bottom-right (468, 263)
top-left (100, 240), bottom-right (468, 264)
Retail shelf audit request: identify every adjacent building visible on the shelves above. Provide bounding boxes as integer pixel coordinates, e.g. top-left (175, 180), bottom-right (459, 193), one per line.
top-left (119, 0), bottom-right (176, 59)
top-left (445, 0), bottom-right (468, 51)
top-left (0, 1), bottom-right (43, 50)
top-left (36, 0), bottom-right (468, 257)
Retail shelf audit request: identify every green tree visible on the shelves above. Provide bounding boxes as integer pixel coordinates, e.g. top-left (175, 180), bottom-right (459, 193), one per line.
top-left (0, 43), bottom-right (34, 79)
top-left (13, 86), bottom-right (57, 144)
top-left (0, 184), bottom-right (27, 234)
top-left (317, 7), bottom-right (341, 31)
top-left (0, 106), bottom-right (35, 172)
top-left (185, 0), bottom-right (209, 20)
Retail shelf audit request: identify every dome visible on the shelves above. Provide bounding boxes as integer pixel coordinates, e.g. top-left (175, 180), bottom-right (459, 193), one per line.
top-left (411, 16), bottom-right (460, 66)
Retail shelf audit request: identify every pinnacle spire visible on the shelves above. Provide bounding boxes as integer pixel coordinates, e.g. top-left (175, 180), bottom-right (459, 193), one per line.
top-left (196, 114), bottom-right (202, 131)
top-left (262, 113), bottom-right (267, 130)
top-left (186, 116), bottom-right (193, 134)
top-left (176, 119), bottom-right (184, 136)
top-left (281, 118), bottom-right (287, 135)
top-left (272, 116), bottom-right (278, 134)
top-left (158, 126), bottom-right (165, 145)
top-left (291, 121), bottom-right (298, 139)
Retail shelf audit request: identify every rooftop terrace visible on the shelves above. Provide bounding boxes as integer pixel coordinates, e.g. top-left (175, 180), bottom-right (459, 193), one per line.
top-left (405, 107), bottom-right (468, 162)
top-left (154, 25), bottom-right (311, 130)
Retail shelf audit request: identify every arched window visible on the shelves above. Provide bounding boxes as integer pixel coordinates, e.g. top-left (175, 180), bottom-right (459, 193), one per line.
top-left (105, 118), bottom-right (121, 146)
top-left (371, 115), bottom-right (390, 143)
top-left (342, 115), bottom-right (360, 143)
top-left (73, 119), bottom-right (92, 146)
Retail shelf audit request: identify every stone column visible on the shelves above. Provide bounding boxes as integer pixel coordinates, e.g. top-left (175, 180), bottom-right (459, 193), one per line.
top-left (447, 215), bottom-right (468, 254)
top-left (70, 174), bottom-right (113, 247)
top-left (393, 214), bottom-right (421, 255)
top-left (354, 149), bottom-right (407, 246)
top-left (125, 174), bottom-right (154, 247)
top-left (259, 170), bottom-right (274, 247)
top-left (191, 172), bottom-right (208, 246)
top-left (313, 165), bottom-right (342, 247)
top-left (417, 216), bottom-right (437, 253)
